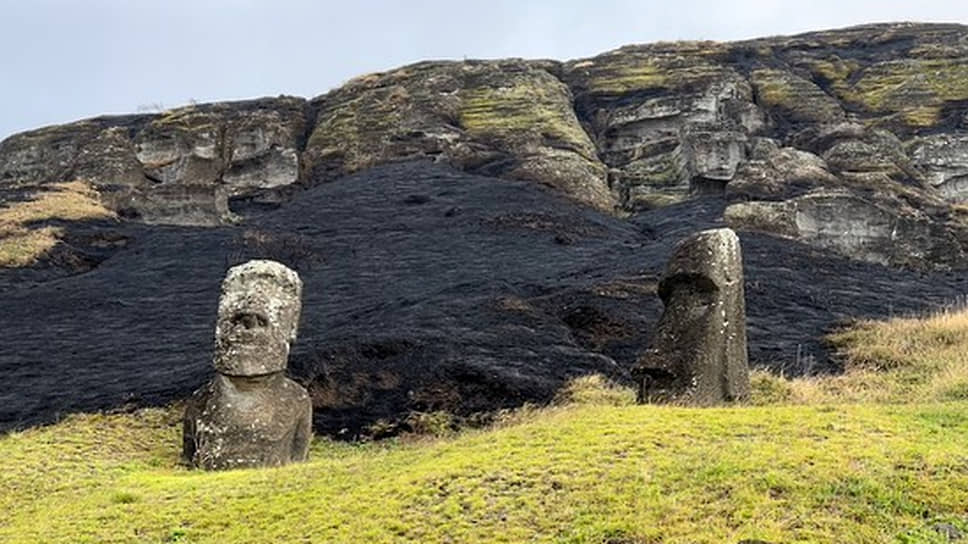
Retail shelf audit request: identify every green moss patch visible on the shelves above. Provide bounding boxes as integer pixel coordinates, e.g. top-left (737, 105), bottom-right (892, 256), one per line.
top-left (751, 68), bottom-right (844, 124)
top-left (836, 59), bottom-right (968, 127)
top-left (458, 76), bottom-right (595, 158)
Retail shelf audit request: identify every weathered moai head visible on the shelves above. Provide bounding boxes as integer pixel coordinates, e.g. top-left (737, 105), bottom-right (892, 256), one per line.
top-left (213, 260), bottom-right (302, 376)
top-left (183, 259), bottom-right (312, 470)
top-left (634, 228), bottom-right (750, 405)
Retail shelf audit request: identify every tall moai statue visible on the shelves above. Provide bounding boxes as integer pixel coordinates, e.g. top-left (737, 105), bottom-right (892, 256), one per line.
top-left (634, 228), bottom-right (750, 405)
top-left (183, 260), bottom-right (312, 470)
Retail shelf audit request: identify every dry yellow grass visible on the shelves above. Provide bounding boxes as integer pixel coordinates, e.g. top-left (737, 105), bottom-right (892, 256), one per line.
top-left (0, 180), bottom-right (114, 267)
top-left (751, 305), bottom-right (968, 405)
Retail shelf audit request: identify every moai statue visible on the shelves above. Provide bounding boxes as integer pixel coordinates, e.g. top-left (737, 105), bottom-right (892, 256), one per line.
top-left (634, 228), bottom-right (750, 405)
top-left (183, 260), bottom-right (312, 470)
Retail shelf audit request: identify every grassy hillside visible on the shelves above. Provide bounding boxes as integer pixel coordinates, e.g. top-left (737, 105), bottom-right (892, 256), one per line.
top-left (2, 309), bottom-right (968, 543)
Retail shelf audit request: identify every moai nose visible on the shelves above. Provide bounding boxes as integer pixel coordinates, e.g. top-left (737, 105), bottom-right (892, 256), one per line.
top-left (233, 312), bottom-right (268, 330)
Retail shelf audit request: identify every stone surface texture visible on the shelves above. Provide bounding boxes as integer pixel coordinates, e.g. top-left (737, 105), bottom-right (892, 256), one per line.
top-left (183, 260), bottom-right (311, 470)
top-left (634, 228), bottom-right (750, 405)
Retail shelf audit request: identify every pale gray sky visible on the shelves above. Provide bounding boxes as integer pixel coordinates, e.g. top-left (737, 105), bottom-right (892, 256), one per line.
top-left (1, 0), bottom-right (966, 139)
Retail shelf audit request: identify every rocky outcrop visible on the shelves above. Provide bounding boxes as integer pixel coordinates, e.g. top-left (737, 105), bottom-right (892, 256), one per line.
top-left (908, 134), bottom-right (968, 203)
top-left (725, 191), bottom-right (968, 268)
top-left (4, 23), bottom-right (968, 267)
top-left (303, 60), bottom-right (614, 210)
top-left (563, 42), bottom-right (762, 210)
top-left (0, 98), bottom-right (308, 225)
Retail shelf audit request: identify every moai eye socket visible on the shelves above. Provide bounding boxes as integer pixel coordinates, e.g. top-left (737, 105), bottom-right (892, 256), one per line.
top-left (231, 312), bottom-right (269, 329)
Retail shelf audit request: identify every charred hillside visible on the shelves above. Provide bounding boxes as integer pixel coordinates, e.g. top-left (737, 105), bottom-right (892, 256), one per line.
top-left (3, 23), bottom-right (968, 434)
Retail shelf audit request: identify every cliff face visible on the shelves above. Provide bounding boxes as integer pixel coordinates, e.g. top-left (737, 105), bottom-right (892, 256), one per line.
top-left (3, 22), bottom-right (968, 267)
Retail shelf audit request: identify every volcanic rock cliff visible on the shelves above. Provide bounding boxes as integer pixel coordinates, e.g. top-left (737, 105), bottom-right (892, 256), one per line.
top-left (3, 23), bottom-right (968, 434)
top-left (5, 23), bottom-right (968, 267)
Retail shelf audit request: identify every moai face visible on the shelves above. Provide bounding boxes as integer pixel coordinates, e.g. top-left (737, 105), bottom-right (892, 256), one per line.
top-left (213, 260), bottom-right (303, 376)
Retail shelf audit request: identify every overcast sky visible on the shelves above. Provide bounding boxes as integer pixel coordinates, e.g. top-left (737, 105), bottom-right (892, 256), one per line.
top-left (1, 0), bottom-right (966, 139)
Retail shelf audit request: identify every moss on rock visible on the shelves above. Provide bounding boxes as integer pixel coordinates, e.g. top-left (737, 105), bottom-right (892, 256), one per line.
top-left (751, 68), bottom-right (845, 126)
top-left (836, 59), bottom-right (968, 128)
top-left (305, 61), bottom-right (615, 210)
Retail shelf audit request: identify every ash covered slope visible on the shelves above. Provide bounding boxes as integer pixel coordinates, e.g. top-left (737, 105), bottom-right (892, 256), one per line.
top-left (2, 162), bottom-right (967, 435)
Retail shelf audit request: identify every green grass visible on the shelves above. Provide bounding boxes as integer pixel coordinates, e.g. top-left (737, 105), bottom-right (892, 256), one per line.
top-left (751, 306), bottom-right (968, 405)
top-left (4, 311), bottom-right (968, 543)
top-left (2, 394), bottom-right (967, 542)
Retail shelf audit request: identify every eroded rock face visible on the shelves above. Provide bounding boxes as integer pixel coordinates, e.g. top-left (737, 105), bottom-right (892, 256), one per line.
top-left (563, 45), bottom-right (761, 210)
top-left (304, 60), bottom-right (615, 211)
top-left (724, 191), bottom-right (968, 268)
top-left (4, 24), bottom-right (968, 269)
top-left (183, 260), bottom-right (311, 470)
top-left (909, 134), bottom-right (968, 204)
top-left (0, 98), bottom-right (307, 226)
top-left (634, 228), bottom-right (749, 405)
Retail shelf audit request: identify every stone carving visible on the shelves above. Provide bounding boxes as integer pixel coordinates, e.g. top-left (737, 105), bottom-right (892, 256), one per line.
top-left (183, 260), bottom-right (312, 470)
top-left (634, 228), bottom-right (750, 405)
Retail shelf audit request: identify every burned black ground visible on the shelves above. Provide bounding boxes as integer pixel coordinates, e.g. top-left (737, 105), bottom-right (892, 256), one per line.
top-left (2, 162), bottom-right (966, 435)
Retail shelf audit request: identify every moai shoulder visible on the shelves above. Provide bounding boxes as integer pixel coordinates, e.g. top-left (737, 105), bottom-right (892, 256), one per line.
top-left (183, 260), bottom-right (313, 470)
top-left (634, 228), bottom-right (750, 405)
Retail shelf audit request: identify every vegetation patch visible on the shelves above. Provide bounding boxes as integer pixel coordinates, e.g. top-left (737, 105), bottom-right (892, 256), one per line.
top-left (307, 85), bottom-right (413, 172)
top-left (3, 389), bottom-right (968, 542)
top-left (836, 59), bottom-right (968, 127)
top-left (579, 58), bottom-right (729, 96)
top-left (750, 68), bottom-right (844, 124)
top-left (459, 77), bottom-right (595, 157)
top-left (751, 305), bottom-right (968, 404)
top-left (0, 180), bottom-right (114, 267)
